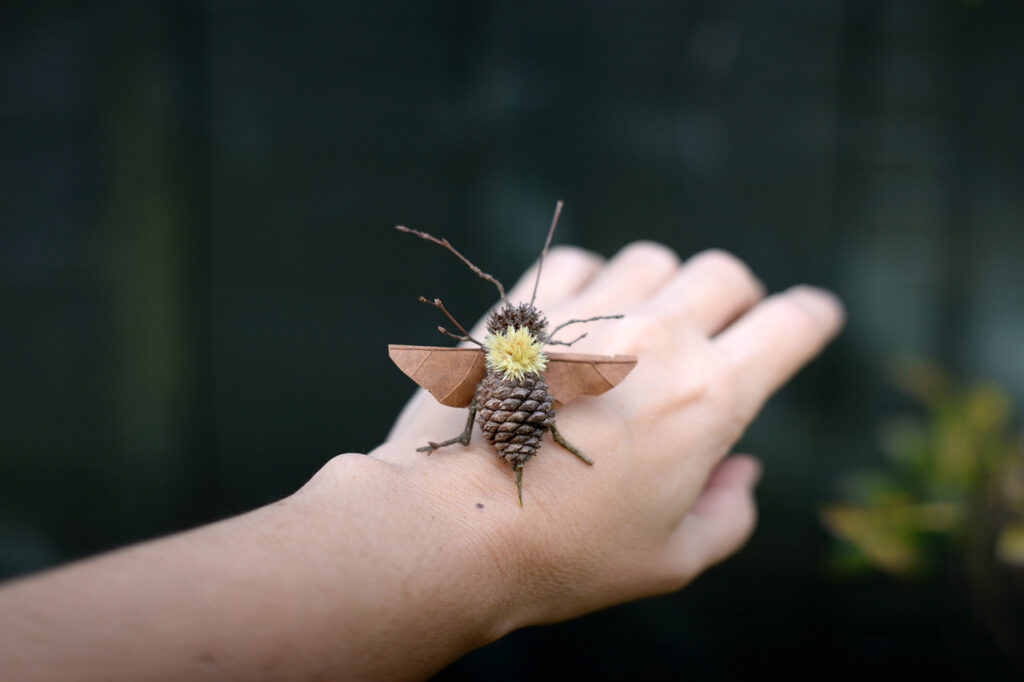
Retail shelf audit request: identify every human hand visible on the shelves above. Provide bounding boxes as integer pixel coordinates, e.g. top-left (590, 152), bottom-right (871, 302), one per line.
top-left (0, 240), bottom-right (843, 682)
top-left (377, 241), bottom-right (844, 630)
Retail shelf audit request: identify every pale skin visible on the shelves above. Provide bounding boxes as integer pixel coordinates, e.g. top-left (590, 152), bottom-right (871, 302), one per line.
top-left (0, 242), bottom-right (845, 681)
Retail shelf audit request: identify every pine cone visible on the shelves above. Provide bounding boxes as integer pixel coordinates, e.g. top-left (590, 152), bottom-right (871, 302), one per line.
top-left (476, 372), bottom-right (555, 467)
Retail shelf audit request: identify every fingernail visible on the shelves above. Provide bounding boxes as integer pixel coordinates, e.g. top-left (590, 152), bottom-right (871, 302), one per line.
top-left (788, 285), bottom-right (846, 330)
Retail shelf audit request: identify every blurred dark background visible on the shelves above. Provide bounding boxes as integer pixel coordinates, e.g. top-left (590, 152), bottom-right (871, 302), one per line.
top-left (3, 1), bottom-right (1023, 679)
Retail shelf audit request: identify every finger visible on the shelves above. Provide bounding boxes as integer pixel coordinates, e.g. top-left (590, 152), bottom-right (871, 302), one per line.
top-left (714, 285), bottom-right (845, 421)
top-left (556, 241), bottom-right (680, 318)
top-left (665, 454), bottom-right (761, 578)
top-left (469, 246), bottom-right (604, 338)
top-left (508, 245), bottom-right (605, 309)
top-left (636, 249), bottom-right (765, 336)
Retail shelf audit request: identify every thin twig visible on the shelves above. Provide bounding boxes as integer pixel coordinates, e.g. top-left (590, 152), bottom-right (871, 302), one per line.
top-left (419, 296), bottom-right (483, 346)
top-left (437, 327), bottom-right (475, 344)
top-left (545, 332), bottom-right (587, 347)
top-left (546, 314), bottom-right (624, 343)
top-left (551, 423), bottom-right (594, 465)
top-left (396, 225), bottom-right (508, 304)
top-left (530, 200), bottom-right (563, 307)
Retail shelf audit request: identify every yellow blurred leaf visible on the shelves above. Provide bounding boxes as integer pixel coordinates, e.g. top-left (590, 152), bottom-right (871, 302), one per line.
top-left (820, 504), bottom-right (923, 576)
top-left (965, 384), bottom-right (1012, 433)
top-left (996, 521), bottom-right (1024, 565)
top-left (907, 502), bottom-right (965, 531)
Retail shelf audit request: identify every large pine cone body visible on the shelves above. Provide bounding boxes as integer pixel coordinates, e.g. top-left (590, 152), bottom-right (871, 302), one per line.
top-left (475, 371), bottom-right (555, 467)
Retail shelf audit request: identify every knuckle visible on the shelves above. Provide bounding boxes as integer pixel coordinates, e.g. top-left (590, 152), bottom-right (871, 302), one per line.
top-left (600, 313), bottom-right (651, 353)
top-left (545, 245), bottom-right (603, 270)
top-left (616, 240), bottom-right (681, 270)
top-left (688, 247), bottom-right (743, 271)
top-left (689, 249), bottom-right (762, 295)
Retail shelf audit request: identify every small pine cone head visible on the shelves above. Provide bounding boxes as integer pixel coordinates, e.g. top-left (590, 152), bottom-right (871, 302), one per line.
top-left (486, 302), bottom-right (548, 339)
top-left (476, 373), bottom-right (555, 467)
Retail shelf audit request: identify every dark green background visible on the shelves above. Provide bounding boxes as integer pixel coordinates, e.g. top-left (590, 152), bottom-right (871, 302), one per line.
top-left (3, 1), bottom-right (1023, 679)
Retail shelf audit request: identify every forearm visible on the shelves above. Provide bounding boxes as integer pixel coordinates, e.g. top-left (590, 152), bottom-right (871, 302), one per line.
top-left (0, 450), bottom-right (518, 682)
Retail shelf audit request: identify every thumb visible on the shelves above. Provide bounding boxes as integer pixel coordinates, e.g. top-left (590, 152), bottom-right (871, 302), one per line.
top-left (667, 454), bottom-right (762, 580)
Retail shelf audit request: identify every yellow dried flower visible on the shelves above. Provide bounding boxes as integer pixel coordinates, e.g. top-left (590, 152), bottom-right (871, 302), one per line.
top-left (484, 325), bottom-right (547, 382)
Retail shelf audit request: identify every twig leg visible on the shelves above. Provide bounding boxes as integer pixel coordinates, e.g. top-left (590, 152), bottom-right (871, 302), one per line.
top-left (550, 423), bottom-right (594, 466)
top-left (513, 464), bottom-right (524, 508)
top-left (417, 402), bottom-right (477, 454)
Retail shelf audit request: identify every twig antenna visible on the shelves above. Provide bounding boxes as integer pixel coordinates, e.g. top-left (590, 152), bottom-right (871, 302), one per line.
top-left (395, 225), bottom-right (509, 304)
top-left (529, 200), bottom-right (563, 307)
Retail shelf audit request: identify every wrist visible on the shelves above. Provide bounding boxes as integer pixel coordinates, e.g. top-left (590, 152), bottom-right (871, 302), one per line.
top-left (307, 446), bottom-right (531, 647)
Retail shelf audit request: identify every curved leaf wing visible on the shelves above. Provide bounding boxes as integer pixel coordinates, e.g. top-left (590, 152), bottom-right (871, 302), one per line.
top-left (544, 352), bottom-right (638, 406)
top-left (388, 345), bottom-right (486, 407)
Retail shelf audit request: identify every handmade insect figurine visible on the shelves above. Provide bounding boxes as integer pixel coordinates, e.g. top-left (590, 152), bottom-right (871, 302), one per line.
top-left (390, 201), bottom-right (637, 506)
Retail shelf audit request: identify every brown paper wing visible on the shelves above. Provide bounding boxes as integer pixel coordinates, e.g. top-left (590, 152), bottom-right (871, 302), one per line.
top-left (544, 352), bottom-right (638, 406)
top-left (388, 345), bottom-right (486, 407)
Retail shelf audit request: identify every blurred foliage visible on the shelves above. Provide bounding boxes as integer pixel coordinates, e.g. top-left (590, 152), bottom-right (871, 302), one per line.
top-left (822, 355), bottom-right (1024, 578)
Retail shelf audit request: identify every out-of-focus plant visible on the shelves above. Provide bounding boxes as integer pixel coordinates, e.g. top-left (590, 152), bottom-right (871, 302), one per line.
top-left (821, 355), bottom-right (1024, 578)
top-left (822, 355), bottom-right (1024, 668)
